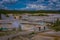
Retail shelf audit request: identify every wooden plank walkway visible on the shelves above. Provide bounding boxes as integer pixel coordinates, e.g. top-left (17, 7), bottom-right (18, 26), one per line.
top-left (0, 31), bottom-right (32, 40)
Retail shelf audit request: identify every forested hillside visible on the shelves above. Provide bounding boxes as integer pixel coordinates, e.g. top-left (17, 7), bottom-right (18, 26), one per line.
top-left (0, 9), bottom-right (60, 14)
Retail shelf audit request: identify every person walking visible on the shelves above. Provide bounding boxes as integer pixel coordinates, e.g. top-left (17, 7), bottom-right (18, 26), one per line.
top-left (44, 26), bottom-right (45, 30)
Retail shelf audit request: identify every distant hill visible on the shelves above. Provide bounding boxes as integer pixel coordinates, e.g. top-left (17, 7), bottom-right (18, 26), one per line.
top-left (0, 9), bottom-right (60, 14)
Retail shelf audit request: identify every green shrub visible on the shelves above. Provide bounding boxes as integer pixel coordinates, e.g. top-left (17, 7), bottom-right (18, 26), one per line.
top-left (50, 18), bottom-right (60, 32)
top-left (29, 32), bottom-right (35, 35)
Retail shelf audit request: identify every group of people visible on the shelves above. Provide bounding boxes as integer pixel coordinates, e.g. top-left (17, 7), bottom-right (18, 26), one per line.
top-left (39, 26), bottom-right (46, 31)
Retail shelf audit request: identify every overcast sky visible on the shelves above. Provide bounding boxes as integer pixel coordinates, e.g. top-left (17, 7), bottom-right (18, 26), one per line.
top-left (0, 0), bottom-right (60, 10)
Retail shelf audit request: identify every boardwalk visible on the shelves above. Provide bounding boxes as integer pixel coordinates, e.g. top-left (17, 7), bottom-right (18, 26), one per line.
top-left (0, 31), bottom-right (32, 40)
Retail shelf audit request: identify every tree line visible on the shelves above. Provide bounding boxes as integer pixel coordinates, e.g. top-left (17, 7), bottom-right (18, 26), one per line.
top-left (0, 9), bottom-right (60, 14)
